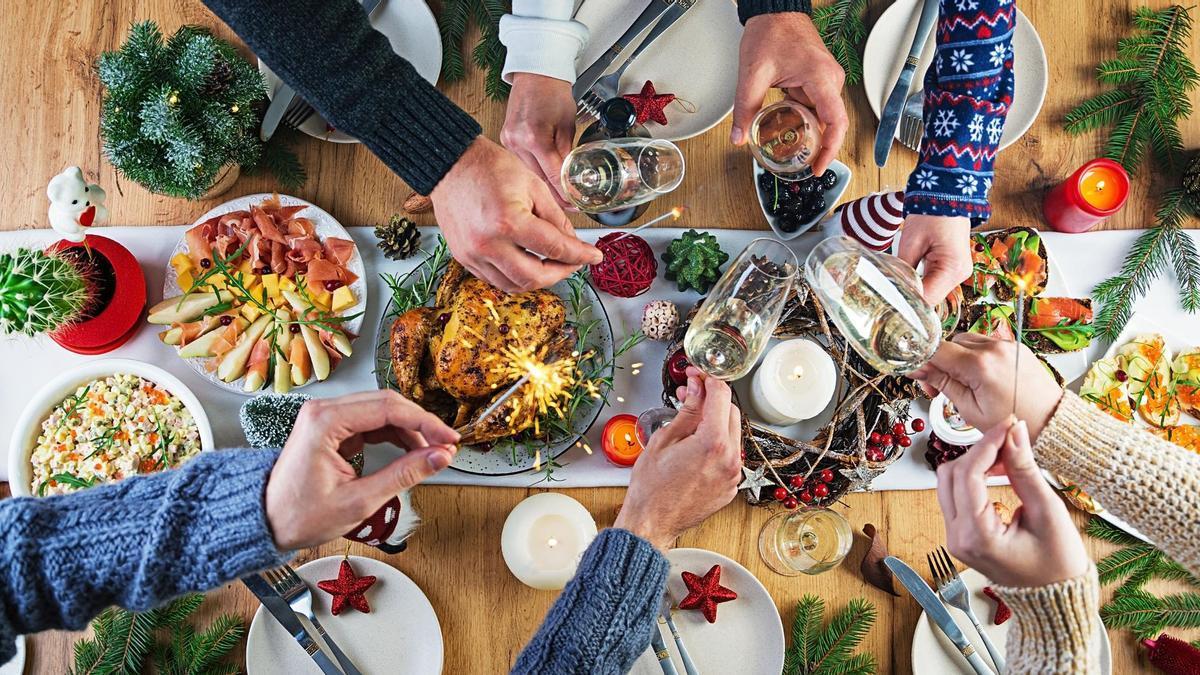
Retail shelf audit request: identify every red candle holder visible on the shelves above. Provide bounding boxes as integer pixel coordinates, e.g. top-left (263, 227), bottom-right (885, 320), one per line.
top-left (46, 234), bottom-right (147, 354)
top-left (1043, 158), bottom-right (1130, 233)
top-left (601, 413), bottom-right (644, 467)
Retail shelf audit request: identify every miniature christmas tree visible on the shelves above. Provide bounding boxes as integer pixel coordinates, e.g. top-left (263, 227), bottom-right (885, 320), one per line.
top-left (240, 393), bottom-right (311, 448)
top-left (661, 229), bottom-right (729, 294)
top-left (0, 248), bottom-right (93, 337)
top-left (97, 21), bottom-right (304, 199)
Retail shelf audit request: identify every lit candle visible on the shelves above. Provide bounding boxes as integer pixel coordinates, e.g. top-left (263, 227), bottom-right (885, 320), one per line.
top-left (1043, 158), bottom-right (1130, 233)
top-left (750, 339), bottom-right (837, 425)
top-left (601, 413), bottom-right (643, 466)
top-left (501, 493), bottom-right (597, 590)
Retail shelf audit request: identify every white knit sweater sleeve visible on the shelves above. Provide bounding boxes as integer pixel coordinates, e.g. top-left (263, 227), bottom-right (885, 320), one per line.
top-left (499, 0), bottom-right (589, 84)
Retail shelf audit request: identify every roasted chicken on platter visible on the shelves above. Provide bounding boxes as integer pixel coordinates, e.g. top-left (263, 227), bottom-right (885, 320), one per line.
top-left (389, 259), bottom-right (574, 445)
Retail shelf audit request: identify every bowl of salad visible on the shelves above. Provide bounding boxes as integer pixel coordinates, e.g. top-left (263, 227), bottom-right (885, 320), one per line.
top-left (8, 359), bottom-right (213, 497)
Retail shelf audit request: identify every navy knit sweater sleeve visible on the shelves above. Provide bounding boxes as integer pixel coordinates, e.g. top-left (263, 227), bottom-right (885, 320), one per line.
top-left (0, 448), bottom-right (289, 664)
top-left (904, 0), bottom-right (1016, 223)
top-left (202, 0), bottom-right (482, 195)
top-left (737, 0), bottom-right (813, 24)
top-left (512, 529), bottom-right (669, 675)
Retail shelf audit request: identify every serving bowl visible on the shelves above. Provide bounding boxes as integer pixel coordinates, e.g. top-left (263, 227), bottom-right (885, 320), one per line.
top-left (8, 359), bottom-right (214, 497)
top-left (753, 160), bottom-right (852, 241)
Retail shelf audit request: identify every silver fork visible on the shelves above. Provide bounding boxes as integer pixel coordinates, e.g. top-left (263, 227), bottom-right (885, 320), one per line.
top-left (928, 547), bottom-right (1006, 674)
top-left (263, 566), bottom-right (362, 675)
top-left (281, 99), bottom-right (315, 132)
top-left (898, 88), bottom-right (925, 151)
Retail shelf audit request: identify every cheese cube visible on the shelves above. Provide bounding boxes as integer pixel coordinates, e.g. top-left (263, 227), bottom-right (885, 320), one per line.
top-left (241, 303), bottom-right (262, 322)
top-left (261, 273), bottom-right (280, 300)
top-left (331, 286), bottom-right (357, 313)
top-left (176, 270), bottom-right (196, 292)
top-left (170, 253), bottom-right (194, 275)
top-left (312, 291), bottom-right (333, 313)
top-left (278, 276), bottom-right (297, 293)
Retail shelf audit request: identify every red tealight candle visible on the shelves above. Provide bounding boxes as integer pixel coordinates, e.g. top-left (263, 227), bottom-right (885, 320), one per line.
top-left (1043, 158), bottom-right (1130, 233)
top-left (601, 414), bottom-right (643, 467)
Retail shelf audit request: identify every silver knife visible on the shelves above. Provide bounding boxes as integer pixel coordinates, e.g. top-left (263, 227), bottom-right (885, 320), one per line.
top-left (649, 621), bottom-right (680, 675)
top-left (243, 576), bottom-right (344, 675)
top-left (259, 0), bottom-right (384, 141)
top-left (572, 0), bottom-right (674, 101)
top-left (873, 0), bottom-right (940, 167)
top-left (884, 557), bottom-right (996, 675)
top-left (659, 597), bottom-right (699, 675)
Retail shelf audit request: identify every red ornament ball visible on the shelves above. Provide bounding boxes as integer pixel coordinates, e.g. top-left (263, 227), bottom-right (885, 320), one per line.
top-left (590, 232), bottom-right (657, 298)
top-left (667, 348), bottom-right (691, 387)
top-left (773, 487), bottom-right (789, 501)
top-left (783, 497), bottom-right (799, 510)
top-left (898, 435), bottom-right (912, 448)
top-left (911, 418), bottom-right (926, 432)
top-left (892, 422), bottom-right (906, 436)
top-left (789, 475), bottom-right (806, 489)
top-left (798, 491), bottom-right (814, 504)
top-left (813, 483), bottom-right (830, 498)
top-left (818, 468), bottom-right (834, 483)
top-left (869, 431), bottom-right (882, 444)
top-left (880, 434), bottom-right (894, 447)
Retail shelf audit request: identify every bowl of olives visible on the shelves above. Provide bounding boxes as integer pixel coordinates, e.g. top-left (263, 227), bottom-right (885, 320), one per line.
top-left (753, 160), bottom-right (851, 240)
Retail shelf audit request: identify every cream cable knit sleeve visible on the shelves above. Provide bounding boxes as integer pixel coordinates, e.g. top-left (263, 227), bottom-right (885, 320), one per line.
top-left (989, 390), bottom-right (1200, 674)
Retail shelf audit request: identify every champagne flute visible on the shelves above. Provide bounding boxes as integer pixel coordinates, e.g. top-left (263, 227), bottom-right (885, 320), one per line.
top-left (560, 138), bottom-right (685, 214)
top-left (758, 508), bottom-right (853, 576)
top-left (637, 238), bottom-right (797, 443)
top-left (804, 236), bottom-right (941, 375)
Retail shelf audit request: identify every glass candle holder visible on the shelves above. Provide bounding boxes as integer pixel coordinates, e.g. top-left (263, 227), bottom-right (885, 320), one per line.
top-left (804, 236), bottom-right (941, 375)
top-left (758, 508), bottom-right (853, 576)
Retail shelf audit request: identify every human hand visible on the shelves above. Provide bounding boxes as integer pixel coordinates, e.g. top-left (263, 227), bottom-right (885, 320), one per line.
top-left (431, 136), bottom-right (602, 292)
top-left (501, 73), bottom-right (577, 203)
top-left (730, 13), bottom-right (847, 175)
top-left (614, 367), bottom-right (743, 550)
top-left (909, 333), bottom-right (1063, 440)
top-left (898, 215), bottom-right (973, 304)
top-left (265, 390), bottom-right (460, 550)
top-left (937, 418), bottom-right (1090, 587)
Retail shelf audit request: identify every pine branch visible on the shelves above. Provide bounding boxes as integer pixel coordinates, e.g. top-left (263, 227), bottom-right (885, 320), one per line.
top-left (188, 614), bottom-right (244, 672)
top-left (785, 595), bottom-right (877, 675)
top-left (813, 0), bottom-right (867, 85)
top-left (785, 595), bottom-right (827, 675)
top-left (1085, 516), bottom-right (1144, 546)
top-left (439, 0), bottom-right (470, 83)
top-left (438, 0), bottom-right (509, 100)
top-left (1092, 225), bottom-right (1171, 342)
top-left (1097, 543), bottom-right (1160, 586)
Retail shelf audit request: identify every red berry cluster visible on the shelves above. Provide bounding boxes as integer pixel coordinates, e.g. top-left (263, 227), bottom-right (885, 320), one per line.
top-left (865, 418), bottom-right (924, 462)
top-left (774, 468), bottom-right (836, 509)
top-left (923, 431), bottom-right (969, 470)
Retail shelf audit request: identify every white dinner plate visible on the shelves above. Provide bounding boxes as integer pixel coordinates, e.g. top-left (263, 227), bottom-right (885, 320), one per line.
top-left (863, 0), bottom-right (1047, 151)
top-left (246, 556), bottom-right (443, 674)
top-left (574, 0), bottom-right (743, 141)
top-left (163, 193), bottom-right (367, 395)
top-left (0, 636), bottom-right (24, 675)
top-left (258, 1), bottom-right (442, 143)
top-left (630, 548), bottom-right (785, 674)
top-left (912, 568), bottom-right (1112, 674)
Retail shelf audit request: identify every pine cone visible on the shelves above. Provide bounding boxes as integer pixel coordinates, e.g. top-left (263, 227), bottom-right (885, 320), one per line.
top-left (1184, 153), bottom-right (1200, 204)
top-left (375, 215), bottom-right (421, 260)
top-left (202, 59), bottom-right (234, 97)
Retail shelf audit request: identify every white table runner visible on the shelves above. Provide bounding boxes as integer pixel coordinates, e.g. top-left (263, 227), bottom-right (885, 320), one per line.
top-left (2, 226), bottom-right (1196, 490)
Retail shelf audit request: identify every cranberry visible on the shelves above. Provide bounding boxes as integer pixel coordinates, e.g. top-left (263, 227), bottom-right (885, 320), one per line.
top-left (911, 418), bottom-right (926, 432)
top-left (199, 258), bottom-right (211, 269)
top-left (974, 243), bottom-right (985, 252)
top-left (1115, 369), bottom-right (1128, 382)
top-left (219, 315), bottom-right (233, 326)
top-left (898, 435), bottom-right (912, 448)
top-left (498, 323), bottom-right (510, 335)
top-left (813, 483), bottom-right (830, 498)
top-left (869, 431), bottom-right (882, 445)
top-left (789, 475), bottom-right (806, 489)
top-left (289, 324), bottom-right (301, 334)
top-left (773, 487), bottom-right (789, 501)
top-left (867, 449), bottom-right (885, 462)
top-left (260, 266), bottom-right (272, 274)
top-left (438, 312), bottom-right (451, 325)
top-left (323, 280), bottom-right (343, 292)
top-left (783, 497), bottom-right (799, 510)
top-left (818, 468), bottom-right (834, 483)
top-left (880, 434), bottom-right (894, 447)
top-left (798, 491), bottom-right (814, 504)
top-left (892, 422), bottom-right (906, 436)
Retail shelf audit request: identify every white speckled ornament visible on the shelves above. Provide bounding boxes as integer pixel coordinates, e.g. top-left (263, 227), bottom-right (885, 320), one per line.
top-left (641, 300), bottom-right (679, 341)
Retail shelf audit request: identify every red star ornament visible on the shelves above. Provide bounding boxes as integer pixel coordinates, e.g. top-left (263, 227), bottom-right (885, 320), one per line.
top-left (317, 559), bottom-right (378, 615)
top-left (623, 80), bottom-right (676, 126)
top-left (678, 564), bottom-right (737, 623)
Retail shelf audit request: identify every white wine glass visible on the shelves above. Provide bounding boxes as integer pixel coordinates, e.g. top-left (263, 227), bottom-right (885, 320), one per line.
top-left (638, 238), bottom-right (797, 444)
top-left (804, 236), bottom-right (941, 375)
top-left (758, 508), bottom-right (853, 576)
top-left (560, 138), bottom-right (685, 214)
top-left (749, 100), bottom-right (822, 181)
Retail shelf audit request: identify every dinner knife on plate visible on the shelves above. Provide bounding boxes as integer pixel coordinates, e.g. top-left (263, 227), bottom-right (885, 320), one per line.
top-left (243, 575), bottom-right (343, 675)
top-left (872, 0), bottom-right (939, 167)
top-left (659, 596), bottom-right (699, 675)
top-left (648, 621), bottom-right (680, 675)
top-left (572, 0), bottom-right (674, 102)
top-left (884, 556), bottom-right (996, 675)
top-left (260, 0), bottom-right (385, 141)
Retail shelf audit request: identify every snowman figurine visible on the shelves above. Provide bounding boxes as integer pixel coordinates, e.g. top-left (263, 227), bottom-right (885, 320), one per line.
top-left (47, 167), bottom-right (108, 243)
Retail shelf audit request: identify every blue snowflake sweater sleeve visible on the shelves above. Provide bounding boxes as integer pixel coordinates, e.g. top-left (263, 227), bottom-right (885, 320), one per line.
top-left (904, 0), bottom-right (1016, 223)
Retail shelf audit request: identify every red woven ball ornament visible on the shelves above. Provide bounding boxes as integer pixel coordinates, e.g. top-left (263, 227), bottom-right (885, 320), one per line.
top-left (590, 232), bottom-right (657, 298)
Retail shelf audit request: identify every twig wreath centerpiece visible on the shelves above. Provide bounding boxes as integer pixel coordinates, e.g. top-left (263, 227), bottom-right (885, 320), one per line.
top-left (661, 280), bottom-right (925, 508)
top-left (97, 21), bottom-right (304, 199)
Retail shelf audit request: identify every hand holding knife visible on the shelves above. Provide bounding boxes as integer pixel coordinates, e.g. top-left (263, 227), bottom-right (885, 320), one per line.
top-left (873, 0), bottom-right (940, 167)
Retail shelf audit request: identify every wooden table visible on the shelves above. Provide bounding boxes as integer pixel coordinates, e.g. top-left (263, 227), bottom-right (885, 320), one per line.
top-left (1, 1), bottom-right (1197, 673)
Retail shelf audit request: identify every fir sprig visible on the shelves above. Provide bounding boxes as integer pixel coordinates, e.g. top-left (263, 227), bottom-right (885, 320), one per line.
top-left (1065, 6), bottom-right (1197, 174)
top-left (784, 595), bottom-right (877, 675)
top-left (1086, 517), bottom-right (1200, 639)
top-left (439, 0), bottom-right (510, 101)
top-left (812, 0), bottom-right (868, 86)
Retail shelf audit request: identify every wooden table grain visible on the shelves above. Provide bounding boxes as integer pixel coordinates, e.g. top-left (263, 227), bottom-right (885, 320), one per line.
top-left (1, 1), bottom-right (1197, 673)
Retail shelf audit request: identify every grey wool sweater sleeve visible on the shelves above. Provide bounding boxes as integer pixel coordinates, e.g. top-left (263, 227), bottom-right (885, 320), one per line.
top-left (202, 0), bottom-right (482, 195)
top-left (512, 528), bottom-right (670, 675)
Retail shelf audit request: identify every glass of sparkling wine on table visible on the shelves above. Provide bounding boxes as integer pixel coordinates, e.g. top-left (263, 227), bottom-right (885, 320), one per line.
top-left (637, 238), bottom-right (798, 443)
top-left (560, 138), bottom-right (685, 214)
top-left (758, 508), bottom-right (853, 576)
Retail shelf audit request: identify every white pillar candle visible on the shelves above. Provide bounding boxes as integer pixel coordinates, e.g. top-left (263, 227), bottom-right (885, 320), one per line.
top-left (750, 339), bottom-right (837, 425)
top-left (501, 493), bottom-right (598, 591)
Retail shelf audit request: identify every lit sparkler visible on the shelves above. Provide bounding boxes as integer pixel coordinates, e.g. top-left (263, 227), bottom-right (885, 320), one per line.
top-left (606, 206), bottom-right (686, 244)
top-left (457, 341), bottom-right (580, 438)
top-left (1006, 249), bottom-right (1042, 417)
